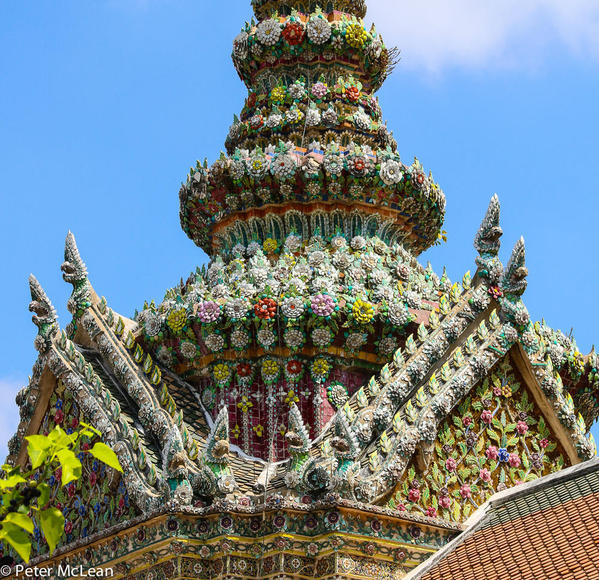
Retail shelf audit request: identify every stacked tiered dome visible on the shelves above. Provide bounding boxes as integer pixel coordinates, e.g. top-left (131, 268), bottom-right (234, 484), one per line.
top-left (140, 0), bottom-right (447, 460)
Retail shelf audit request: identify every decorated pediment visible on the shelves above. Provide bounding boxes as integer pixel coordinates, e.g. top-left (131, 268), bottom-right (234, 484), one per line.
top-left (386, 353), bottom-right (572, 522)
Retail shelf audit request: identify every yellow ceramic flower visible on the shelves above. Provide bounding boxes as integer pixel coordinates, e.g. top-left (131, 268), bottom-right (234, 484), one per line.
top-left (253, 424), bottom-right (264, 437)
top-left (237, 395), bottom-right (253, 413)
top-left (251, 158), bottom-right (264, 172)
top-left (263, 238), bottom-right (278, 253)
top-left (285, 390), bottom-right (299, 406)
top-left (231, 424), bottom-right (241, 438)
top-left (312, 357), bottom-right (331, 377)
top-left (270, 86), bottom-right (286, 104)
top-left (166, 308), bottom-right (187, 333)
top-left (345, 23), bottom-right (368, 49)
top-left (352, 298), bottom-right (375, 324)
top-left (213, 363), bottom-right (230, 382)
top-left (262, 359), bottom-right (280, 377)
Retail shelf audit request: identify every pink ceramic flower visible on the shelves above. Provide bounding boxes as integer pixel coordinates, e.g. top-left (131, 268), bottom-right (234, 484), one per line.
top-left (460, 485), bottom-right (472, 499)
top-left (540, 438), bottom-right (550, 448)
top-left (311, 82), bottom-right (328, 100)
top-left (479, 468), bottom-right (492, 482)
top-left (426, 507), bottom-right (437, 518)
top-left (196, 301), bottom-right (220, 323)
top-left (462, 416), bottom-right (473, 427)
top-left (486, 445), bottom-right (499, 460)
top-left (408, 488), bottom-right (421, 502)
top-left (445, 457), bottom-right (457, 472)
top-left (481, 410), bottom-right (493, 424)
top-left (509, 453), bottom-right (521, 468)
top-left (517, 421), bottom-right (528, 435)
top-left (439, 495), bottom-right (452, 509)
top-left (310, 294), bottom-right (336, 317)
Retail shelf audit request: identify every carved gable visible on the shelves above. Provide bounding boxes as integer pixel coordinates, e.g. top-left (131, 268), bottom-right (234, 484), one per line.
top-left (387, 354), bottom-right (571, 522)
top-left (29, 380), bottom-right (139, 557)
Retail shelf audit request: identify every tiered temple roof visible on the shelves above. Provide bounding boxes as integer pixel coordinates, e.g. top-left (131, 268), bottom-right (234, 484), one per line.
top-left (2, 0), bottom-right (598, 578)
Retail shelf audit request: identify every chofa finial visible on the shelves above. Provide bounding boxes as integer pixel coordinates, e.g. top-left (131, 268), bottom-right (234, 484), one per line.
top-left (61, 232), bottom-right (92, 316)
top-left (474, 195), bottom-right (503, 284)
top-left (61, 231), bottom-right (88, 284)
top-left (502, 236), bottom-right (528, 297)
top-left (28, 274), bottom-right (58, 352)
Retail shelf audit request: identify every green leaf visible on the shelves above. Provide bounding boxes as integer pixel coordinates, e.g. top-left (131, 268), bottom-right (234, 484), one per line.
top-left (451, 500), bottom-right (461, 521)
top-left (458, 467), bottom-right (471, 480)
top-left (47, 425), bottom-right (76, 449)
top-left (4, 512), bottom-right (34, 534)
top-left (38, 482), bottom-right (51, 508)
top-left (56, 448), bottom-right (82, 486)
top-left (463, 503), bottom-right (472, 518)
top-left (39, 507), bottom-right (65, 554)
top-left (25, 435), bottom-right (52, 470)
top-left (486, 428), bottom-right (500, 443)
top-left (0, 523), bottom-right (32, 563)
top-left (0, 473), bottom-right (26, 490)
top-left (89, 442), bottom-right (122, 473)
top-left (80, 422), bottom-right (101, 437)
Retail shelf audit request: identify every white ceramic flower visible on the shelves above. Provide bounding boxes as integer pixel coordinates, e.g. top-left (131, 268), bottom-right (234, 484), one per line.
top-left (331, 235), bottom-right (347, 250)
top-left (283, 277), bottom-right (307, 295)
top-left (379, 336), bottom-right (398, 355)
top-left (284, 328), bottom-right (304, 349)
top-left (257, 328), bottom-right (277, 348)
top-left (229, 159), bottom-right (245, 180)
top-left (380, 159), bottom-right (404, 185)
top-left (231, 329), bottom-right (250, 349)
top-left (387, 301), bottom-right (411, 326)
top-left (281, 296), bottom-right (304, 319)
top-left (233, 31), bottom-right (249, 59)
top-left (308, 250), bottom-right (325, 266)
top-left (204, 333), bottom-right (225, 352)
top-left (180, 341), bottom-right (197, 359)
top-left (288, 82), bottom-right (307, 100)
top-left (322, 106), bottom-right (338, 125)
top-left (285, 234), bottom-right (302, 251)
top-left (305, 106), bottom-right (321, 127)
top-left (346, 332), bottom-right (367, 351)
top-left (271, 154), bottom-right (297, 180)
top-left (266, 112), bottom-right (283, 129)
top-left (157, 346), bottom-right (173, 366)
top-left (246, 241), bottom-right (262, 256)
top-left (307, 16), bottom-right (331, 44)
top-left (351, 235), bottom-right (367, 250)
top-left (312, 327), bottom-right (333, 347)
top-left (323, 151), bottom-right (343, 175)
top-left (144, 313), bottom-right (162, 337)
top-left (353, 108), bottom-right (371, 131)
top-left (224, 297), bottom-right (249, 320)
top-left (246, 152), bottom-right (270, 179)
top-left (256, 19), bottom-right (281, 46)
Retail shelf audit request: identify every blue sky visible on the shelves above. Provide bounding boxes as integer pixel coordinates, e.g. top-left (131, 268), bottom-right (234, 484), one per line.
top-left (1, 0), bottom-right (598, 459)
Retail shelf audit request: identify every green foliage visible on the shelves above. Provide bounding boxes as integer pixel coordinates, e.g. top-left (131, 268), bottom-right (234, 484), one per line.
top-left (0, 422), bottom-right (122, 563)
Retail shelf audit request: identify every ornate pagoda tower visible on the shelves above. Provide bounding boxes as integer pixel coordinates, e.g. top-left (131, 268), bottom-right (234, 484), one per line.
top-left (3, 0), bottom-right (597, 577)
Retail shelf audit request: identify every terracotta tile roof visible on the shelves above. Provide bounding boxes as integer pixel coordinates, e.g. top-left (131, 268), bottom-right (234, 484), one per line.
top-left (409, 458), bottom-right (599, 580)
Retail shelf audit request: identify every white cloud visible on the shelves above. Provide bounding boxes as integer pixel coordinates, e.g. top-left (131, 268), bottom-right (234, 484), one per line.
top-left (367, 0), bottom-right (599, 72)
top-left (0, 377), bottom-right (24, 462)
